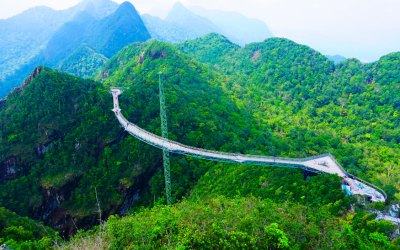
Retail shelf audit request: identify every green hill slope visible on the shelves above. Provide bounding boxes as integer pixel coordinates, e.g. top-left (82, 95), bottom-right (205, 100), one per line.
top-left (176, 33), bottom-right (400, 201)
top-left (62, 195), bottom-right (398, 249)
top-left (1, 34), bottom-right (400, 246)
top-left (0, 40), bottom-right (275, 238)
top-left (0, 206), bottom-right (58, 249)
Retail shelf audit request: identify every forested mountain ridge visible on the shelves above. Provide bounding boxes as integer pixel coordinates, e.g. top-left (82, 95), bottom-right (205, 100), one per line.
top-left (0, 1), bottom-right (150, 98)
top-left (176, 34), bottom-right (400, 201)
top-left (0, 0), bottom-right (118, 83)
top-left (0, 40), bottom-right (279, 239)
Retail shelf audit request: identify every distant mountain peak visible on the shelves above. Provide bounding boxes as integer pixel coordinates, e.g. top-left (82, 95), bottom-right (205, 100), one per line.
top-left (325, 54), bottom-right (347, 64)
top-left (165, 2), bottom-right (227, 39)
top-left (116, 1), bottom-right (140, 16)
top-left (173, 1), bottom-right (185, 8)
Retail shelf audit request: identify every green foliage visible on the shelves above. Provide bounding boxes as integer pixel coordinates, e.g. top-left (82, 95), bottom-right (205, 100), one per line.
top-left (176, 33), bottom-right (400, 199)
top-left (263, 223), bottom-right (290, 250)
top-left (1, 35), bottom-right (399, 249)
top-left (56, 44), bottom-right (108, 78)
top-left (193, 163), bottom-right (351, 214)
top-left (0, 207), bottom-right (56, 249)
top-left (0, 66), bottom-right (123, 217)
top-left (65, 195), bottom-right (393, 250)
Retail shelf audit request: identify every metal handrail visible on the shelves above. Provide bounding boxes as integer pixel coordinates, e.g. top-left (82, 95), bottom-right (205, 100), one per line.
top-left (347, 174), bottom-right (387, 200)
top-left (327, 153), bottom-right (387, 200)
top-left (119, 112), bottom-right (335, 162)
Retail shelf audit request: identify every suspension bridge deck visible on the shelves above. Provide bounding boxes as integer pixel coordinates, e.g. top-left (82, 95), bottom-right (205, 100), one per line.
top-left (111, 88), bottom-right (386, 202)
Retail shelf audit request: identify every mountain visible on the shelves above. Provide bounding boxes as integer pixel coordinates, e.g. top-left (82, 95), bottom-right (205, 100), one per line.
top-left (0, 0), bottom-right (118, 82)
top-left (0, 40), bottom-right (269, 238)
top-left (164, 2), bottom-right (241, 45)
top-left (1, 34), bottom-right (400, 246)
top-left (39, 1), bottom-right (150, 63)
top-left (56, 44), bottom-right (108, 78)
top-left (0, 1), bottom-right (150, 98)
top-left (141, 14), bottom-right (199, 43)
top-left (176, 33), bottom-right (400, 202)
top-left (187, 5), bottom-right (274, 46)
top-left (326, 54), bottom-right (347, 63)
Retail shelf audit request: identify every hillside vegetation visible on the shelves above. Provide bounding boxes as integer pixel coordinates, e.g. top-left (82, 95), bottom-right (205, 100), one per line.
top-left (0, 207), bottom-right (58, 250)
top-left (1, 40), bottom-right (282, 238)
top-left (61, 195), bottom-right (399, 249)
top-left (176, 34), bottom-right (400, 201)
top-left (56, 44), bottom-right (109, 78)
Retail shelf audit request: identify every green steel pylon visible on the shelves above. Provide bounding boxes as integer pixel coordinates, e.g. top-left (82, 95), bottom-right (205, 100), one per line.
top-left (158, 72), bottom-right (171, 205)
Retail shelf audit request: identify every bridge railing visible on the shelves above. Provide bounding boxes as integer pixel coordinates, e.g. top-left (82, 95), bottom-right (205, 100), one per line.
top-left (116, 98), bottom-right (388, 201)
top-left (118, 111), bottom-right (333, 163)
top-left (326, 153), bottom-right (387, 200)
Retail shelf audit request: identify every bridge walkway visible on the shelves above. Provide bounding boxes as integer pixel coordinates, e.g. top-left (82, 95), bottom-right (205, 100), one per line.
top-left (110, 88), bottom-right (386, 202)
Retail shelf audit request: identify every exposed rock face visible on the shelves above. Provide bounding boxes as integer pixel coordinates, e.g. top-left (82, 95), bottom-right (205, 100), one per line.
top-left (136, 51), bottom-right (146, 66)
top-left (23, 66), bottom-right (43, 87)
top-left (0, 157), bottom-right (19, 182)
top-left (0, 67), bottom-right (43, 110)
top-left (31, 179), bottom-right (81, 239)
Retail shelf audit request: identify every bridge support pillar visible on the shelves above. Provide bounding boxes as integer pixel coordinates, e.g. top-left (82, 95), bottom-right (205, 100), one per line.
top-left (304, 170), bottom-right (309, 180)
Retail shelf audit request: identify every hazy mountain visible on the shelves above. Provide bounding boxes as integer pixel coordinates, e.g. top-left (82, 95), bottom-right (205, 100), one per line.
top-left (164, 2), bottom-right (241, 45)
top-left (0, 0), bottom-right (118, 82)
top-left (326, 54), bottom-right (347, 64)
top-left (187, 5), bottom-right (274, 46)
top-left (141, 14), bottom-right (198, 43)
top-left (43, 1), bottom-right (150, 63)
top-left (0, 1), bottom-right (150, 97)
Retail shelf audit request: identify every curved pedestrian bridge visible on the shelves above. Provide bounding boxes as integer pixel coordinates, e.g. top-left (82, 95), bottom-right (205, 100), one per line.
top-left (111, 88), bottom-right (386, 202)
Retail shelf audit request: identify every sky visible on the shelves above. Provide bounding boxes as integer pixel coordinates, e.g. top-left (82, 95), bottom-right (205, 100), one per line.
top-left (1, 0), bottom-right (399, 62)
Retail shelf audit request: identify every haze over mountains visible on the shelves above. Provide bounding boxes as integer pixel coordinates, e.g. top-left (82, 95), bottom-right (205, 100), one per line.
top-left (0, 0), bottom-right (151, 97)
top-left (0, 0), bottom-right (118, 81)
top-left (187, 5), bottom-right (274, 46)
top-left (145, 1), bottom-right (274, 46)
top-left (0, 0), bottom-right (277, 98)
top-left (326, 55), bottom-right (347, 64)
